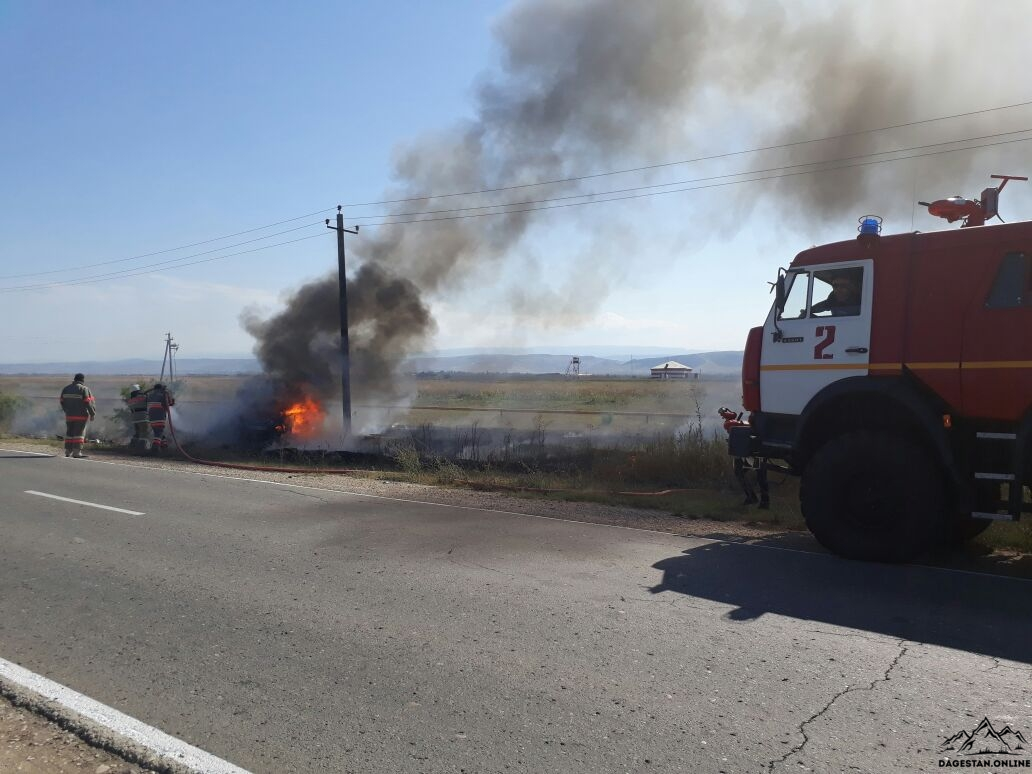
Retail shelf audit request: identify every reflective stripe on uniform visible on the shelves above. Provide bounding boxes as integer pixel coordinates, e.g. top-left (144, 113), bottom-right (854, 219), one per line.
top-left (65, 417), bottom-right (88, 448)
top-left (61, 384), bottom-right (94, 420)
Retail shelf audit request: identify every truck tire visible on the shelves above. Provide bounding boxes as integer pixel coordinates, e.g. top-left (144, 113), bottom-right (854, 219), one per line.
top-left (800, 430), bottom-right (946, 562)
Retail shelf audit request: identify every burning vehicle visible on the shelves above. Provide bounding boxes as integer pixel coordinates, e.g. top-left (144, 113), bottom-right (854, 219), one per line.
top-left (199, 378), bottom-right (330, 453)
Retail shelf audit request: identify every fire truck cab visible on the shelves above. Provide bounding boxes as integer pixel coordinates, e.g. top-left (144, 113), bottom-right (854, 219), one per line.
top-left (729, 177), bottom-right (1032, 562)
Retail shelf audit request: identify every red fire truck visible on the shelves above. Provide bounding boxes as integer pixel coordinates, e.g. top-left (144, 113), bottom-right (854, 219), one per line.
top-left (727, 175), bottom-right (1031, 562)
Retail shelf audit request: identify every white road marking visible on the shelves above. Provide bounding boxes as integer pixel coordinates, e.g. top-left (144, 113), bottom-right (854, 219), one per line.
top-left (24, 490), bottom-right (144, 516)
top-left (0, 656), bottom-right (249, 774)
top-left (0, 447), bottom-right (54, 457)
top-left (8, 445), bottom-right (1030, 584)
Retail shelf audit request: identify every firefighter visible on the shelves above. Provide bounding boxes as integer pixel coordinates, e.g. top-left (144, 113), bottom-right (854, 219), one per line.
top-left (733, 456), bottom-right (770, 509)
top-left (126, 383), bottom-right (150, 452)
top-left (146, 383), bottom-right (175, 452)
top-left (719, 407), bottom-right (770, 509)
top-left (59, 373), bottom-right (96, 458)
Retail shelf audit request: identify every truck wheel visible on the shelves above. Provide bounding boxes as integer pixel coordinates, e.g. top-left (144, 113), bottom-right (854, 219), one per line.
top-left (800, 430), bottom-right (946, 562)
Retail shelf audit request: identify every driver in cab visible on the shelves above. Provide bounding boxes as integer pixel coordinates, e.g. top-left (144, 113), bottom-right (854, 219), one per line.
top-left (811, 272), bottom-right (861, 317)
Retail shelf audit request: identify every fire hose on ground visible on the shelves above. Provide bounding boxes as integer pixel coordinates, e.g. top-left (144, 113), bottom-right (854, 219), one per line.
top-left (162, 412), bottom-right (711, 498)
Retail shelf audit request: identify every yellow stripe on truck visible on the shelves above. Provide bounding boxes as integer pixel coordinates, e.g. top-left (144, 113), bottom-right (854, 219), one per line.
top-left (760, 363), bottom-right (878, 372)
top-left (760, 360), bottom-right (1032, 373)
top-left (961, 360), bottom-right (1032, 369)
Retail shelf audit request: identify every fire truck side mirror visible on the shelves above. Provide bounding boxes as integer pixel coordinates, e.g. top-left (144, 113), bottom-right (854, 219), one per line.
top-left (775, 274), bottom-right (786, 315)
top-left (981, 186), bottom-right (999, 220)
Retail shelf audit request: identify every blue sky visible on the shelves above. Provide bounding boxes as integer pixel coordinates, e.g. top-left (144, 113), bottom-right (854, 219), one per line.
top-left (2, 0), bottom-right (1031, 363)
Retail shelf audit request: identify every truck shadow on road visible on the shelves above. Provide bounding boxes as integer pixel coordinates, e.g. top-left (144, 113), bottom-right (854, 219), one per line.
top-left (650, 541), bottom-right (1032, 664)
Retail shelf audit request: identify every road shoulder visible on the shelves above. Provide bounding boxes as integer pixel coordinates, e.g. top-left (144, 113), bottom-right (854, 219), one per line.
top-left (0, 693), bottom-right (146, 774)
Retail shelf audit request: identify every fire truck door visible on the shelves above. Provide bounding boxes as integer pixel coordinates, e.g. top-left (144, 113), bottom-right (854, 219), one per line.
top-left (760, 260), bottom-right (874, 415)
top-left (961, 250), bottom-right (1032, 421)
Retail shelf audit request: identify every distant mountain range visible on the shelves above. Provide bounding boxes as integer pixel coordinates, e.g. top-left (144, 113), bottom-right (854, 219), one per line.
top-left (0, 351), bottom-right (744, 377)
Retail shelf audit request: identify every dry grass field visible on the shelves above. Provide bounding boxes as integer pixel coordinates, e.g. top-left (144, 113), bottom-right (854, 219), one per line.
top-left (0, 374), bottom-right (244, 403)
top-left (413, 375), bottom-right (710, 411)
top-left (0, 374), bottom-right (743, 436)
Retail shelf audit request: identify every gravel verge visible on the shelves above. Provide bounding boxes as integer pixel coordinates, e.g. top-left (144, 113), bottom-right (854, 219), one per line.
top-left (0, 693), bottom-right (146, 774)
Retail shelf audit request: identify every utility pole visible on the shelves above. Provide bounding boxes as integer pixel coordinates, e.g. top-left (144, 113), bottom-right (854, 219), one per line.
top-left (326, 206), bottom-right (359, 437)
top-left (159, 332), bottom-right (178, 383)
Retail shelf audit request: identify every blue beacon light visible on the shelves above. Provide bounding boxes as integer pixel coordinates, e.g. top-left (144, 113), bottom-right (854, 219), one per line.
top-left (858, 215), bottom-right (883, 236)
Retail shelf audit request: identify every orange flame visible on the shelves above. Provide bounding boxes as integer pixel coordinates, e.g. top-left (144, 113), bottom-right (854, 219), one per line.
top-left (282, 396), bottom-right (325, 438)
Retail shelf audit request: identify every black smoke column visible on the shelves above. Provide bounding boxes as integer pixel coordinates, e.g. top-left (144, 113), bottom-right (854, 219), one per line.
top-left (327, 206), bottom-right (358, 437)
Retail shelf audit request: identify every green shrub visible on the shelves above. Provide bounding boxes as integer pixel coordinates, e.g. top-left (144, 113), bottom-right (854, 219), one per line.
top-left (109, 385), bottom-right (135, 436)
top-left (0, 389), bottom-right (27, 432)
top-left (388, 442), bottom-right (423, 475)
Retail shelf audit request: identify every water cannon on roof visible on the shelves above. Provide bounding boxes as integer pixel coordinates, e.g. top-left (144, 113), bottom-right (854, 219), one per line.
top-left (919, 174), bottom-right (1027, 228)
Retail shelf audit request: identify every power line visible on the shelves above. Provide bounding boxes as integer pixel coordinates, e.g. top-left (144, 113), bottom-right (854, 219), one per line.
top-left (9, 99), bottom-right (1031, 282)
top-left (5, 130), bottom-right (1030, 292)
top-left (2, 220), bottom-right (327, 282)
top-left (351, 133), bottom-right (1032, 228)
top-left (7, 100), bottom-right (1032, 289)
top-left (0, 207), bottom-right (336, 280)
top-left (345, 126), bottom-right (1032, 223)
top-left (0, 232), bottom-right (332, 293)
top-left (341, 98), bottom-right (1032, 208)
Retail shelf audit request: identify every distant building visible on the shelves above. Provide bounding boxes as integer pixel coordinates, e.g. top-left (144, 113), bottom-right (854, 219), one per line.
top-left (650, 360), bottom-right (694, 380)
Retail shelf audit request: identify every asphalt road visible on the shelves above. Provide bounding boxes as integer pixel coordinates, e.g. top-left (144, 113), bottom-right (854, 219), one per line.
top-left (1, 449), bottom-right (1030, 773)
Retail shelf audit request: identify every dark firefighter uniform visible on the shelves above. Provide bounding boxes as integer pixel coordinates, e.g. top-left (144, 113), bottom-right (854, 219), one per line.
top-left (126, 384), bottom-right (150, 451)
top-left (60, 375), bottom-right (96, 458)
top-left (719, 407), bottom-right (770, 509)
top-left (146, 383), bottom-right (175, 451)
